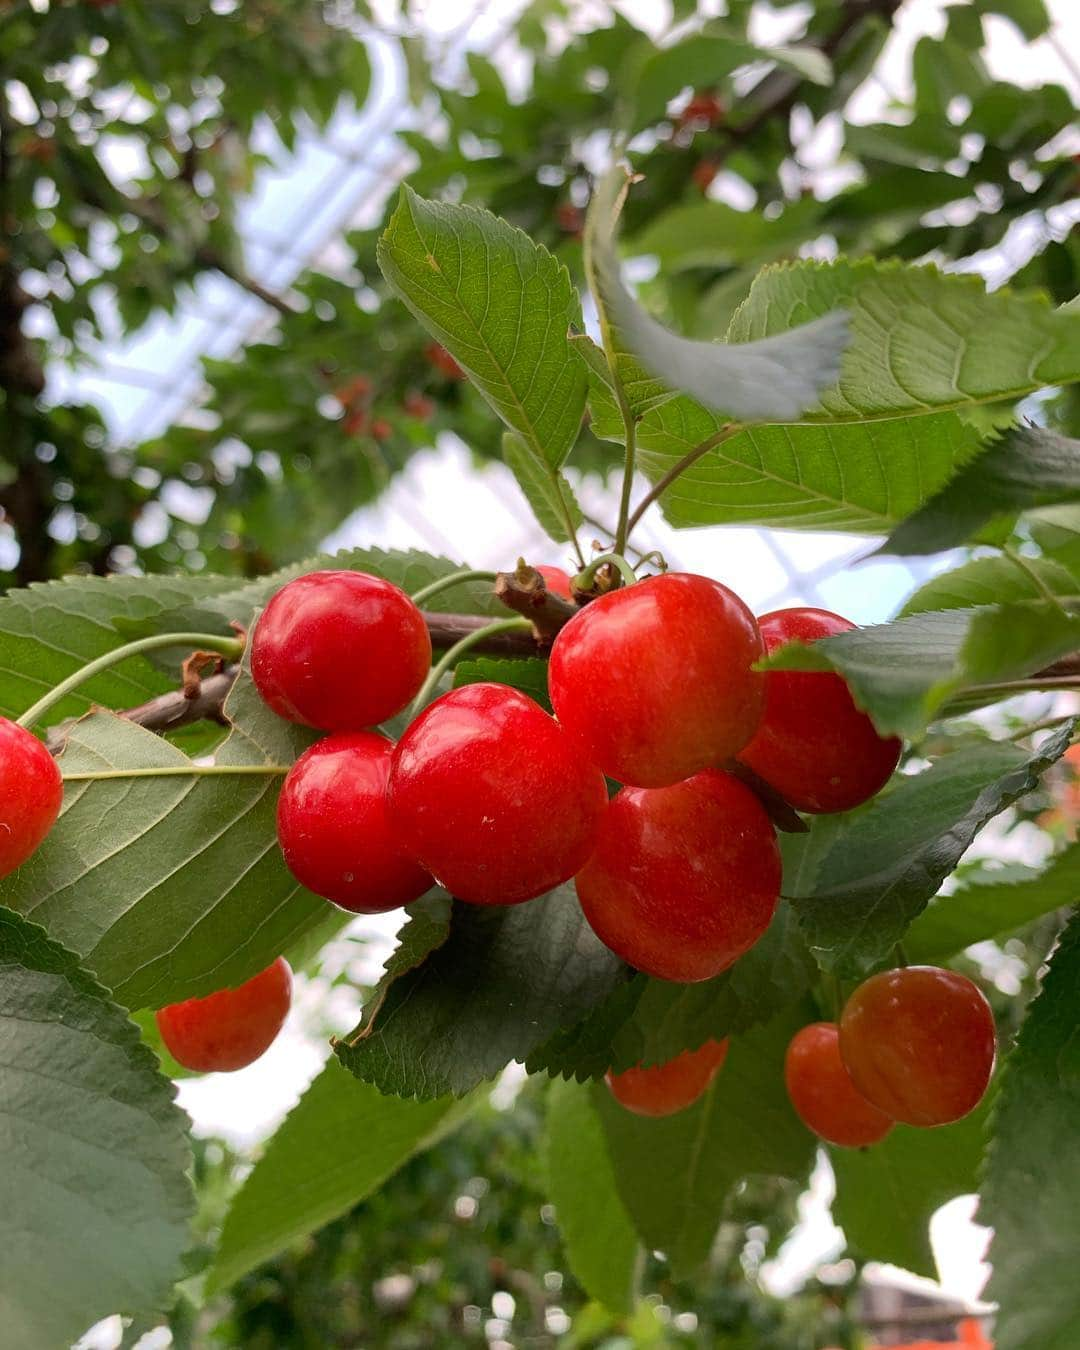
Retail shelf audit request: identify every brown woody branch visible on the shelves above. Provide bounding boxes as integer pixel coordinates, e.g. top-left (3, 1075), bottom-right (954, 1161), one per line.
top-left (43, 587), bottom-right (574, 752)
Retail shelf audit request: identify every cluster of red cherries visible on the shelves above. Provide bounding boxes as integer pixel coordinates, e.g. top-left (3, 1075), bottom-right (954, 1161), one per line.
top-left (0, 564), bottom-right (998, 1144)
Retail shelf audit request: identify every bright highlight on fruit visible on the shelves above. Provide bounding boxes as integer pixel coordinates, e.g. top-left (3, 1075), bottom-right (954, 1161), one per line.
top-left (155, 957), bottom-right (293, 1073)
top-left (388, 682), bottom-right (608, 906)
top-left (606, 1039), bottom-right (729, 1117)
top-left (839, 966), bottom-right (996, 1127)
top-left (575, 768), bottom-right (781, 983)
top-left (548, 571), bottom-right (765, 788)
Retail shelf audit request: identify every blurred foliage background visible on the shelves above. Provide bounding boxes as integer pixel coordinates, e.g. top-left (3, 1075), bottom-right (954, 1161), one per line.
top-left (5, 1), bottom-right (1076, 1346)
top-left (3, 0), bottom-right (1077, 586)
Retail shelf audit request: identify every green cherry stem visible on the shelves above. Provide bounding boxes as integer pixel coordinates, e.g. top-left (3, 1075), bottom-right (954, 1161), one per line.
top-left (409, 569), bottom-right (499, 606)
top-left (408, 616), bottom-right (533, 717)
top-left (16, 632), bottom-right (245, 731)
top-left (62, 763), bottom-right (288, 782)
top-left (572, 552), bottom-right (639, 590)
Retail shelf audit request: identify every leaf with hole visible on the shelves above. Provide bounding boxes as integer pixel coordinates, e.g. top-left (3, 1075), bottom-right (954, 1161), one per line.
top-left (585, 169), bottom-right (850, 424)
top-left (728, 262), bottom-right (1080, 423)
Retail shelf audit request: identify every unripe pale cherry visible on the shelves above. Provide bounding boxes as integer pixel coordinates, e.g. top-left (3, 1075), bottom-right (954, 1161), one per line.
top-left (277, 732), bottom-right (433, 913)
top-left (0, 718), bottom-right (64, 878)
top-left (251, 570), bottom-right (431, 731)
top-left (785, 1022), bottom-right (894, 1147)
top-left (388, 682), bottom-right (608, 906)
top-left (575, 768), bottom-right (781, 982)
top-left (606, 1038), bottom-right (729, 1117)
top-left (738, 607), bottom-right (901, 813)
top-left (839, 966), bottom-right (995, 1127)
top-left (536, 565), bottom-right (573, 600)
top-left (155, 957), bottom-right (293, 1073)
top-left (548, 572), bottom-right (765, 788)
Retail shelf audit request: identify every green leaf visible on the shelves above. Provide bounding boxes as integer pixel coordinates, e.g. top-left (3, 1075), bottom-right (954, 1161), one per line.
top-left (630, 197), bottom-right (822, 273)
top-left (0, 573), bottom-right (239, 725)
top-left (138, 546), bottom-right (503, 641)
top-left (335, 886), bottom-right (632, 1099)
top-left (594, 1007), bottom-right (814, 1277)
top-left (453, 654), bottom-right (553, 712)
top-left (1, 645), bottom-right (327, 1011)
top-left (907, 840), bottom-right (1080, 964)
top-left (974, 0), bottom-right (1050, 40)
top-left (763, 604), bottom-right (1080, 739)
top-left (377, 187), bottom-right (586, 468)
top-left (585, 169), bottom-right (850, 425)
top-left (901, 555), bottom-right (1079, 615)
top-left (543, 1079), bottom-right (640, 1315)
top-left (1028, 503), bottom-right (1080, 576)
top-left (884, 428), bottom-right (1080, 555)
top-left (786, 725), bottom-right (1074, 977)
top-left (982, 906), bottom-right (1080, 1350)
top-left (611, 902), bottom-right (817, 1070)
top-left (209, 1060), bottom-right (471, 1292)
top-left (832, 1095), bottom-right (992, 1278)
top-left (529, 903), bottom-right (815, 1083)
top-left (728, 262), bottom-right (1080, 422)
top-left (0, 907), bottom-right (193, 1347)
top-left (627, 28), bottom-right (831, 132)
top-left (502, 430), bottom-right (584, 545)
top-left (632, 405), bottom-right (982, 534)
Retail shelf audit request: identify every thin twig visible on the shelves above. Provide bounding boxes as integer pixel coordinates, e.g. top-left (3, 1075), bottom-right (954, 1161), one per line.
top-left (625, 424), bottom-right (738, 537)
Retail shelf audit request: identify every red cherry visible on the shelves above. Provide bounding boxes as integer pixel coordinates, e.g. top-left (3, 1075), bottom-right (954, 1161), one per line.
top-left (839, 967), bottom-right (996, 1127)
top-left (277, 732), bottom-right (433, 914)
top-left (785, 1022), bottom-right (894, 1148)
top-left (155, 957), bottom-right (292, 1073)
top-left (371, 418), bottom-right (392, 440)
top-left (0, 718), bottom-right (63, 878)
top-left (251, 571), bottom-right (432, 731)
top-left (548, 572), bottom-right (764, 788)
top-left (403, 390), bottom-right (435, 419)
top-left (575, 768), bottom-right (781, 982)
top-left (606, 1038), bottom-right (729, 1117)
top-left (738, 608), bottom-right (901, 813)
top-left (677, 91), bottom-right (725, 129)
top-left (536, 564), bottom-right (573, 600)
top-left (692, 159), bottom-right (718, 193)
top-left (388, 682), bottom-right (607, 906)
top-left (425, 342), bottom-right (465, 380)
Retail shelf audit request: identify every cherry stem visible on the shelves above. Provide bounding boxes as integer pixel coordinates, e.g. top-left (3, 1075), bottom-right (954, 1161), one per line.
top-left (624, 423), bottom-right (739, 538)
top-left (409, 569), bottom-right (499, 606)
top-left (408, 616), bottom-right (534, 717)
top-left (893, 942), bottom-right (911, 968)
top-left (16, 632), bottom-right (245, 731)
top-left (572, 552), bottom-right (638, 590)
top-left (62, 764), bottom-right (288, 781)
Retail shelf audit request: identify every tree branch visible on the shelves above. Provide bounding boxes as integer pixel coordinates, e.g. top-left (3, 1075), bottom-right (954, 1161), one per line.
top-left (42, 604), bottom-right (564, 753)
